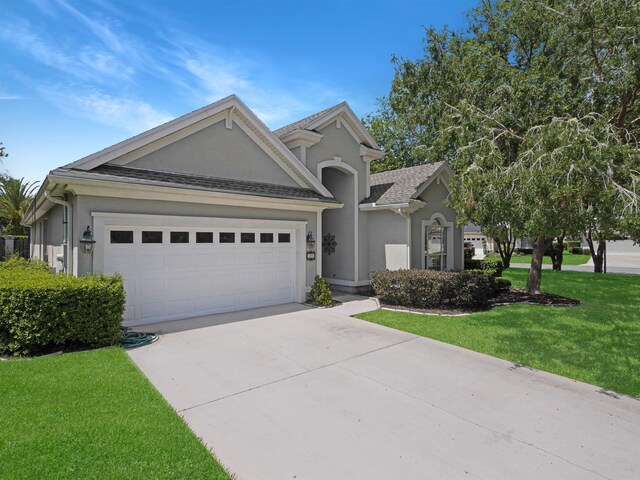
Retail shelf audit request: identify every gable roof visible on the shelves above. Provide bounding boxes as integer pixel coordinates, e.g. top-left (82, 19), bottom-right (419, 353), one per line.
top-left (273, 102), bottom-right (380, 149)
top-left (273, 103), bottom-right (345, 137)
top-left (50, 164), bottom-right (335, 202)
top-left (62, 94), bottom-right (332, 198)
top-left (362, 162), bottom-right (448, 205)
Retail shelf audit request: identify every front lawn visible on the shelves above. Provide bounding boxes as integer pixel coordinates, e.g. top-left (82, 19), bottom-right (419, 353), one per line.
top-left (0, 348), bottom-right (231, 479)
top-left (356, 269), bottom-right (640, 397)
top-left (510, 253), bottom-right (591, 265)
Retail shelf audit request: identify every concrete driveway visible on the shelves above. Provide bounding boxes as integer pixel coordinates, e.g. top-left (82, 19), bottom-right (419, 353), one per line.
top-left (129, 297), bottom-right (640, 480)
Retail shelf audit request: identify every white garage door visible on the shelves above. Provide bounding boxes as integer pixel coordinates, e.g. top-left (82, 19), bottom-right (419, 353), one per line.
top-left (103, 224), bottom-right (297, 325)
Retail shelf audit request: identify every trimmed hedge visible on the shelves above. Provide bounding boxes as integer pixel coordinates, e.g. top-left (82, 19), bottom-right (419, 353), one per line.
top-left (371, 269), bottom-right (500, 309)
top-left (464, 258), bottom-right (504, 277)
top-left (0, 264), bottom-right (125, 356)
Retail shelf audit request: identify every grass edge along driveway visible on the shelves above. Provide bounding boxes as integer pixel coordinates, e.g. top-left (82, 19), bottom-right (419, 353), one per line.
top-left (0, 347), bottom-right (232, 480)
top-left (356, 269), bottom-right (640, 397)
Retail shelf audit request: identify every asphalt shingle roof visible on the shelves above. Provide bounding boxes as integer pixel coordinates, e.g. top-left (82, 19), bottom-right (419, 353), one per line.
top-left (52, 165), bottom-right (334, 202)
top-left (273, 102), bottom-right (346, 138)
top-left (362, 162), bottom-right (445, 205)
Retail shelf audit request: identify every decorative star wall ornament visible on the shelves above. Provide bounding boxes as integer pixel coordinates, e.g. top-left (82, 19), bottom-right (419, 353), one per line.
top-left (323, 233), bottom-right (337, 255)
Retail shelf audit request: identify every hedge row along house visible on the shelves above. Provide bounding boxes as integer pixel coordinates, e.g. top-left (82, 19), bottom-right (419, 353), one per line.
top-left (24, 95), bottom-right (462, 326)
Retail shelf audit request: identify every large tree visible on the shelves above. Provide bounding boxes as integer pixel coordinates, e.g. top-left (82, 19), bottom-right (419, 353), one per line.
top-left (366, 0), bottom-right (640, 292)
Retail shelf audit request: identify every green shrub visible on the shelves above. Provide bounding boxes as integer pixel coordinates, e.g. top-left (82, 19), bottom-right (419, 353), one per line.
top-left (371, 269), bottom-right (498, 309)
top-left (570, 247), bottom-right (584, 255)
top-left (0, 268), bottom-right (125, 356)
top-left (564, 240), bottom-right (582, 251)
top-left (494, 277), bottom-right (512, 293)
top-left (0, 255), bottom-right (50, 272)
top-left (308, 275), bottom-right (333, 307)
top-left (464, 258), bottom-right (504, 277)
top-left (583, 247), bottom-right (591, 255)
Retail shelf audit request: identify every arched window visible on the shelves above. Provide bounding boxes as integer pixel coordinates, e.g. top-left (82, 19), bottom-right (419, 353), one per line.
top-left (424, 217), bottom-right (450, 270)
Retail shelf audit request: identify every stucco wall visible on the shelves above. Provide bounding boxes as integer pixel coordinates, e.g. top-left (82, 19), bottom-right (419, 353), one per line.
top-left (366, 210), bottom-right (409, 273)
top-left (305, 121), bottom-right (370, 284)
top-left (305, 122), bottom-right (368, 201)
top-left (30, 203), bottom-right (65, 271)
top-left (72, 194), bottom-right (318, 286)
top-left (321, 168), bottom-right (355, 282)
top-left (127, 119), bottom-right (299, 187)
top-left (410, 181), bottom-right (463, 270)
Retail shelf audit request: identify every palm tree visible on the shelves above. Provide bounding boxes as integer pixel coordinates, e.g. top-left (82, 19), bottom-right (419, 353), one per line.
top-left (0, 176), bottom-right (39, 235)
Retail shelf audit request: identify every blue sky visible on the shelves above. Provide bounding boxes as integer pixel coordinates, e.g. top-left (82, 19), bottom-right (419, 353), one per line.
top-left (1, 0), bottom-right (475, 184)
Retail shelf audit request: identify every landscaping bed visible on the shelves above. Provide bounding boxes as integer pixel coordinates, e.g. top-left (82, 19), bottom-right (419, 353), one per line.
top-left (378, 287), bottom-right (579, 315)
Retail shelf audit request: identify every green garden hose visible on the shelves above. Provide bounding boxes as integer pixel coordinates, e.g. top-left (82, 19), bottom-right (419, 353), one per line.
top-left (121, 329), bottom-right (159, 349)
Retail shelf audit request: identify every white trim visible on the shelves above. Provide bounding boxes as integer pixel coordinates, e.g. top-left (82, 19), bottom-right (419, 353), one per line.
top-left (279, 129), bottom-right (323, 149)
top-left (421, 213), bottom-right (454, 271)
top-left (50, 174), bottom-right (341, 214)
top-left (359, 201), bottom-right (426, 216)
top-left (326, 278), bottom-right (371, 287)
top-left (60, 94), bottom-right (333, 198)
top-left (108, 112), bottom-right (227, 166)
top-left (317, 158), bottom-right (359, 283)
top-left (412, 163), bottom-right (454, 199)
top-left (406, 215), bottom-right (411, 269)
top-left (233, 117), bottom-right (313, 190)
top-left (359, 144), bottom-right (384, 162)
top-left (91, 213), bottom-right (308, 304)
top-left (306, 103), bottom-right (380, 149)
top-left (316, 210), bottom-right (322, 277)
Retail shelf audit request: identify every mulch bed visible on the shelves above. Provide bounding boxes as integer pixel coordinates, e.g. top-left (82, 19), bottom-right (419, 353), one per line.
top-left (491, 288), bottom-right (581, 307)
top-left (379, 288), bottom-right (580, 316)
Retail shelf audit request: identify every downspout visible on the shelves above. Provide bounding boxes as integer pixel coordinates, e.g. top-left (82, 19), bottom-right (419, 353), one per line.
top-left (44, 190), bottom-right (73, 275)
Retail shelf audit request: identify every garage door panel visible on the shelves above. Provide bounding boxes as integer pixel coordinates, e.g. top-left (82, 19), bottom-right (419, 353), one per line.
top-left (139, 302), bottom-right (166, 320)
top-left (136, 252), bottom-right (165, 269)
top-left (166, 254), bottom-right (195, 269)
top-left (237, 252), bottom-right (256, 265)
top-left (216, 252), bottom-right (237, 266)
top-left (136, 277), bottom-right (165, 301)
top-left (104, 223), bottom-right (297, 325)
top-left (194, 296), bottom-right (217, 312)
top-left (276, 287), bottom-right (294, 302)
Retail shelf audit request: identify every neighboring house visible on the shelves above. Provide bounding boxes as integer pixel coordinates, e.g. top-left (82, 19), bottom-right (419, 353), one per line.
top-left (463, 224), bottom-right (494, 256)
top-left (24, 95), bottom-right (461, 326)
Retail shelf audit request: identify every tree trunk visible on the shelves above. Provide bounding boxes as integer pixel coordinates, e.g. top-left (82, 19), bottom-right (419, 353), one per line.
top-left (495, 236), bottom-right (516, 269)
top-left (550, 235), bottom-right (564, 271)
top-left (526, 235), bottom-right (548, 294)
top-left (585, 231), bottom-right (606, 273)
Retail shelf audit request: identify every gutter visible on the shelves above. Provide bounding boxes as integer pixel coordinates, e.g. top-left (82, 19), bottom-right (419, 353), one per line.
top-left (44, 190), bottom-right (73, 275)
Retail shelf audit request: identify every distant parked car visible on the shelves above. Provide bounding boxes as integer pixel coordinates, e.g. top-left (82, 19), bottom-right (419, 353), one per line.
top-left (464, 242), bottom-right (475, 259)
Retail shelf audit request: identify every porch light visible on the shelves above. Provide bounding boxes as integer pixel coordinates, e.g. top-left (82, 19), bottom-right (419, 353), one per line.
top-left (306, 231), bottom-right (316, 261)
top-left (79, 226), bottom-right (96, 254)
top-left (306, 231), bottom-right (316, 249)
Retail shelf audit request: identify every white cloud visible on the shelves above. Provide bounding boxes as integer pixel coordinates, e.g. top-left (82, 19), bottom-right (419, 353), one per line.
top-left (163, 37), bottom-right (347, 127)
top-left (46, 88), bottom-right (174, 133)
top-left (0, 19), bottom-right (133, 82)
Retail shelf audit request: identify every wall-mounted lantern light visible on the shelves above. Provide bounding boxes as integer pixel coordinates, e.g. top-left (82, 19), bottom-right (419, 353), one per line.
top-left (306, 231), bottom-right (316, 261)
top-left (79, 226), bottom-right (96, 254)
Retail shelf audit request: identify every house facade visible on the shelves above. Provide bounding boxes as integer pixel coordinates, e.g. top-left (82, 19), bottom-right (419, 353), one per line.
top-left (25, 95), bottom-right (462, 326)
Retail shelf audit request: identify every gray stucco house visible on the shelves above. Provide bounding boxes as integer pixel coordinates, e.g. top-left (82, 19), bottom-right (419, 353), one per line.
top-left (25, 95), bottom-right (462, 326)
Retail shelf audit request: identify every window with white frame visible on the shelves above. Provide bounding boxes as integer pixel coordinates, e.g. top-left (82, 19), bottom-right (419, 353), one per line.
top-left (424, 218), bottom-right (450, 271)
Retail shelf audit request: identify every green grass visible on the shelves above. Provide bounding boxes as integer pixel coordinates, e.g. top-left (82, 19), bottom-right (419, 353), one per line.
top-left (356, 269), bottom-right (640, 397)
top-left (510, 253), bottom-right (591, 265)
top-left (0, 348), bottom-right (231, 480)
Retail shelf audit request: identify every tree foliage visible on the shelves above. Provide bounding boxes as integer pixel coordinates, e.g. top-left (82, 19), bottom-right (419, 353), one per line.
top-left (366, 0), bottom-right (640, 292)
top-left (0, 177), bottom-right (39, 236)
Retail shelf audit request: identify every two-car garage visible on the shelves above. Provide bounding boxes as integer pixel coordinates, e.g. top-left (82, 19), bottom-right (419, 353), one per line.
top-left (93, 213), bottom-right (307, 326)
